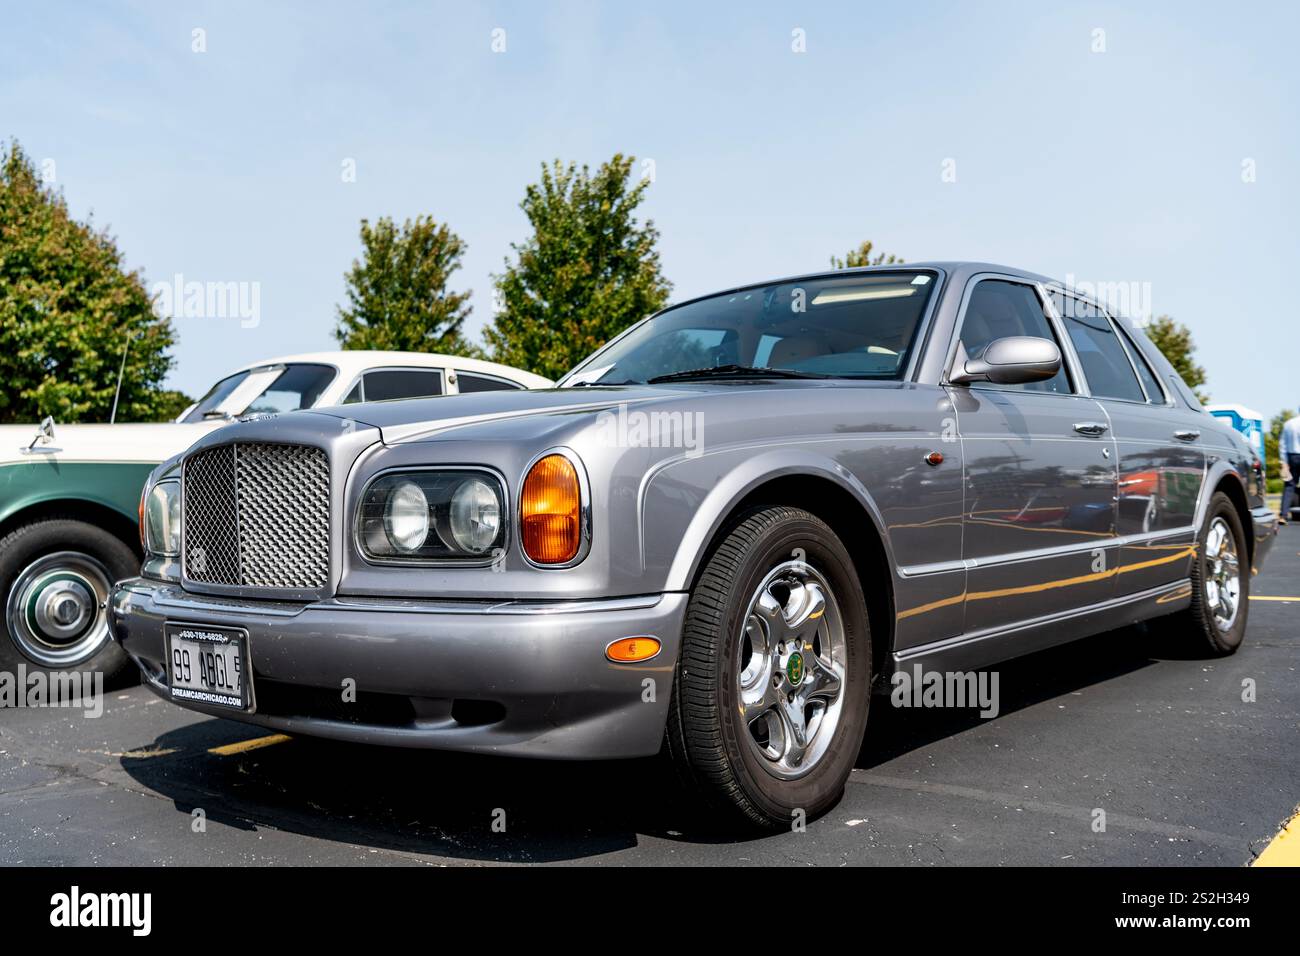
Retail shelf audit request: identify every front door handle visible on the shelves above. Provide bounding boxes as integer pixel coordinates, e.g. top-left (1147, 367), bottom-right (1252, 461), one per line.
top-left (1174, 429), bottom-right (1200, 442)
top-left (1073, 422), bottom-right (1109, 436)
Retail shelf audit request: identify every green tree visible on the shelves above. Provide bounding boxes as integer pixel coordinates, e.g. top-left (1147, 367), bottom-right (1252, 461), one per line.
top-left (0, 140), bottom-right (177, 423)
top-left (485, 154), bottom-right (671, 380)
top-left (830, 240), bottom-right (903, 270)
top-left (1267, 408), bottom-right (1295, 486)
top-left (1144, 315), bottom-right (1208, 403)
top-left (151, 389), bottom-right (195, 422)
top-left (334, 215), bottom-right (480, 356)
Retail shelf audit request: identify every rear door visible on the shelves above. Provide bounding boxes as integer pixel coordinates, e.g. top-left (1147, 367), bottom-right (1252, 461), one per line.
top-left (948, 276), bottom-right (1119, 635)
top-left (1052, 293), bottom-right (1203, 595)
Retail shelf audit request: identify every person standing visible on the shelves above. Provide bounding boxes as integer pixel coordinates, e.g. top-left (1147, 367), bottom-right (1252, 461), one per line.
top-left (1279, 412), bottom-right (1300, 525)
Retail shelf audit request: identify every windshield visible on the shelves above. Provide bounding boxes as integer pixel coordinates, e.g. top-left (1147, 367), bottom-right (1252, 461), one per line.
top-left (181, 363), bottom-right (336, 422)
top-left (182, 371), bottom-right (252, 421)
top-left (564, 271), bottom-right (938, 385)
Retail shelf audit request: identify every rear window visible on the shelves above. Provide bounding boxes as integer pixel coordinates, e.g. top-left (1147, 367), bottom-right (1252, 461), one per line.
top-left (457, 372), bottom-right (524, 393)
top-left (1054, 295), bottom-right (1145, 403)
top-left (359, 369), bottom-right (444, 402)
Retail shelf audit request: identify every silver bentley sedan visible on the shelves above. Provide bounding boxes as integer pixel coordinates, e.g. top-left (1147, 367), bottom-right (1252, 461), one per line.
top-left (111, 263), bottom-right (1275, 828)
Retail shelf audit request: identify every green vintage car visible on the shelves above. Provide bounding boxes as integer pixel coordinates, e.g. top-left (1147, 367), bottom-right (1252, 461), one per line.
top-left (0, 351), bottom-right (551, 681)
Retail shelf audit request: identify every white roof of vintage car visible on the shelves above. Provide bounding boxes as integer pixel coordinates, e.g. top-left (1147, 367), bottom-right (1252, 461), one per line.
top-left (222, 351), bottom-right (553, 389)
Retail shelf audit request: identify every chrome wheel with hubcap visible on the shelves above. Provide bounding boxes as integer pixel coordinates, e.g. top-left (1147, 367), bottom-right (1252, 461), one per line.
top-left (1204, 516), bottom-right (1241, 634)
top-left (5, 551), bottom-right (113, 668)
top-left (736, 560), bottom-right (847, 779)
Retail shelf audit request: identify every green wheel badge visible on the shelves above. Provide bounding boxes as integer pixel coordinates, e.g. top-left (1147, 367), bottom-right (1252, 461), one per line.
top-left (786, 651), bottom-right (805, 685)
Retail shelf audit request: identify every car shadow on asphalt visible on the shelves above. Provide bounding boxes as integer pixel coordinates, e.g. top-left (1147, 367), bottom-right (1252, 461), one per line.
top-left (117, 622), bottom-right (1215, 862)
top-left (857, 621), bottom-right (1205, 768)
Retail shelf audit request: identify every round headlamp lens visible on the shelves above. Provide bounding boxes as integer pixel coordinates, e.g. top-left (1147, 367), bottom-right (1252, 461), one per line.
top-left (145, 481), bottom-right (181, 556)
top-left (384, 480), bottom-right (429, 552)
top-left (449, 478), bottom-right (501, 554)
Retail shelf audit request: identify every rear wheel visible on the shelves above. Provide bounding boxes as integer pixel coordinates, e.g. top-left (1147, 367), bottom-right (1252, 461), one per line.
top-left (665, 506), bottom-right (871, 829)
top-left (1179, 493), bottom-right (1249, 655)
top-left (0, 518), bottom-right (137, 682)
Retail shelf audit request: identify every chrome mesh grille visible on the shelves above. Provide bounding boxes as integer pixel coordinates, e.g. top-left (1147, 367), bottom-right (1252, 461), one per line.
top-left (183, 442), bottom-right (330, 590)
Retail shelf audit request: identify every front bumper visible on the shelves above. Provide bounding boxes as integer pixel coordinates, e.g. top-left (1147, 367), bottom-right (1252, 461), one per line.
top-left (110, 579), bottom-right (688, 759)
top-left (1251, 505), bottom-right (1278, 573)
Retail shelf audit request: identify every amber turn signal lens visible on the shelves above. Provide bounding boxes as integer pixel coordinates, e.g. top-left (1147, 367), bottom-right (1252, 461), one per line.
top-left (138, 484), bottom-right (148, 548)
top-left (606, 637), bottom-right (662, 663)
top-left (520, 454), bottom-right (582, 564)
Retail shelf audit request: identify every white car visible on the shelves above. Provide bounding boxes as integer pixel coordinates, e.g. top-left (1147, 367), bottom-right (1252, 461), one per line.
top-left (0, 351), bottom-right (551, 681)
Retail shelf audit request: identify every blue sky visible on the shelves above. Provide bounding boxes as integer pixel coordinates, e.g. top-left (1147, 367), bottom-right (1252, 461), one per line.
top-left (2, 1), bottom-right (1297, 418)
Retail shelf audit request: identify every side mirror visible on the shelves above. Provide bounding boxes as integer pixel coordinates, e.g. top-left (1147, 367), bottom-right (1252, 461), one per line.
top-left (951, 336), bottom-right (1062, 386)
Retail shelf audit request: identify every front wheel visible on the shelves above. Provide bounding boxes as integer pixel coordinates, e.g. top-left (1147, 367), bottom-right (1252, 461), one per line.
top-left (665, 506), bottom-right (871, 829)
top-left (0, 518), bottom-right (137, 682)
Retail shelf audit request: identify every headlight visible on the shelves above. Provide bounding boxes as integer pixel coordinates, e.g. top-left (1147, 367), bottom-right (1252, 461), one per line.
top-left (358, 470), bottom-right (506, 562)
top-left (144, 480), bottom-right (181, 556)
top-left (449, 477), bottom-right (502, 554)
top-left (384, 480), bottom-right (430, 552)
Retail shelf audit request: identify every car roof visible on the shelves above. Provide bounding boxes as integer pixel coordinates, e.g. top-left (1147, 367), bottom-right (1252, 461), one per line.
top-left (219, 351), bottom-right (553, 387)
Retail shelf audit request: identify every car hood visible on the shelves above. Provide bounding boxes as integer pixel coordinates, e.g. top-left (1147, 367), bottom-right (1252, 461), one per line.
top-left (0, 421), bottom-right (220, 465)
top-left (312, 380), bottom-right (909, 445)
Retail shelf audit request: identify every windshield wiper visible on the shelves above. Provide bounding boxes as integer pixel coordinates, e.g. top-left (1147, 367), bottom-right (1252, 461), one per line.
top-left (647, 364), bottom-right (830, 384)
top-left (569, 379), bottom-right (637, 387)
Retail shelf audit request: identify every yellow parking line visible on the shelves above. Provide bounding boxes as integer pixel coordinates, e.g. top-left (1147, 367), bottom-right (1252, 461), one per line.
top-left (1250, 595), bottom-right (1300, 602)
top-left (208, 733), bottom-right (291, 756)
top-left (1254, 809), bottom-right (1300, 866)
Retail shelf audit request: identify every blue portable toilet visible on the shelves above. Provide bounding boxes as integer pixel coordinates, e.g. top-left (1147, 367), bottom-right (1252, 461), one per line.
top-left (1206, 404), bottom-right (1265, 460)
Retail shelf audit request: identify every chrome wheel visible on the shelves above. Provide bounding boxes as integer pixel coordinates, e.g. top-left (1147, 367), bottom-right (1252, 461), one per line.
top-left (5, 551), bottom-right (113, 668)
top-left (1204, 516), bottom-right (1241, 634)
top-left (736, 560), bottom-right (847, 779)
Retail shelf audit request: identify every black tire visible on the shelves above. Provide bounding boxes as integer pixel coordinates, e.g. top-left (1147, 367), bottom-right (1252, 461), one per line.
top-left (0, 517), bottom-right (138, 683)
top-left (1178, 492), bottom-right (1250, 656)
top-left (665, 506), bottom-right (871, 830)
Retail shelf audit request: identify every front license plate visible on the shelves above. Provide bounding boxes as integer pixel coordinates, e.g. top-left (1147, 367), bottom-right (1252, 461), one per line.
top-left (165, 623), bottom-right (252, 711)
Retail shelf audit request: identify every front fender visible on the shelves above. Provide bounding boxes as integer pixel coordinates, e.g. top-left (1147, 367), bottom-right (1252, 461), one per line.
top-left (0, 459), bottom-right (154, 528)
top-left (639, 446), bottom-right (893, 593)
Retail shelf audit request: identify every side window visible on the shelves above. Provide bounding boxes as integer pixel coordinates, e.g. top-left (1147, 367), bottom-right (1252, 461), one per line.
top-left (457, 372), bottom-right (524, 393)
top-left (361, 369), bottom-right (444, 402)
top-left (957, 280), bottom-right (1071, 393)
top-left (1054, 296), bottom-right (1145, 403)
top-left (1115, 325), bottom-right (1166, 403)
top-left (342, 382), bottom-right (363, 404)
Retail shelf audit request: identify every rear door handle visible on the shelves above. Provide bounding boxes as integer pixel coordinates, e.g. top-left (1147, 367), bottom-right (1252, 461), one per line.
top-left (1073, 422), bottom-right (1109, 436)
top-left (1174, 429), bottom-right (1200, 442)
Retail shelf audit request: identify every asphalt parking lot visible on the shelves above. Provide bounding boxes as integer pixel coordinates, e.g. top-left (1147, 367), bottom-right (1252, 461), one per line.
top-left (3, 535), bottom-right (1298, 867)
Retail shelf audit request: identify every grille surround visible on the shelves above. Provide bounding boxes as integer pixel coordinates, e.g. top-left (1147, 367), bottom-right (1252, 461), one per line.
top-left (182, 442), bottom-right (331, 592)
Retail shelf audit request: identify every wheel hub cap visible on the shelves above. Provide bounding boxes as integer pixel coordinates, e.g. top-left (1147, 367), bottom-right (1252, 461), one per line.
top-left (736, 560), bottom-right (847, 780)
top-left (6, 552), bottom-right (112, 667)
top-left (1203, 516), bottom-right (1241, 633)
